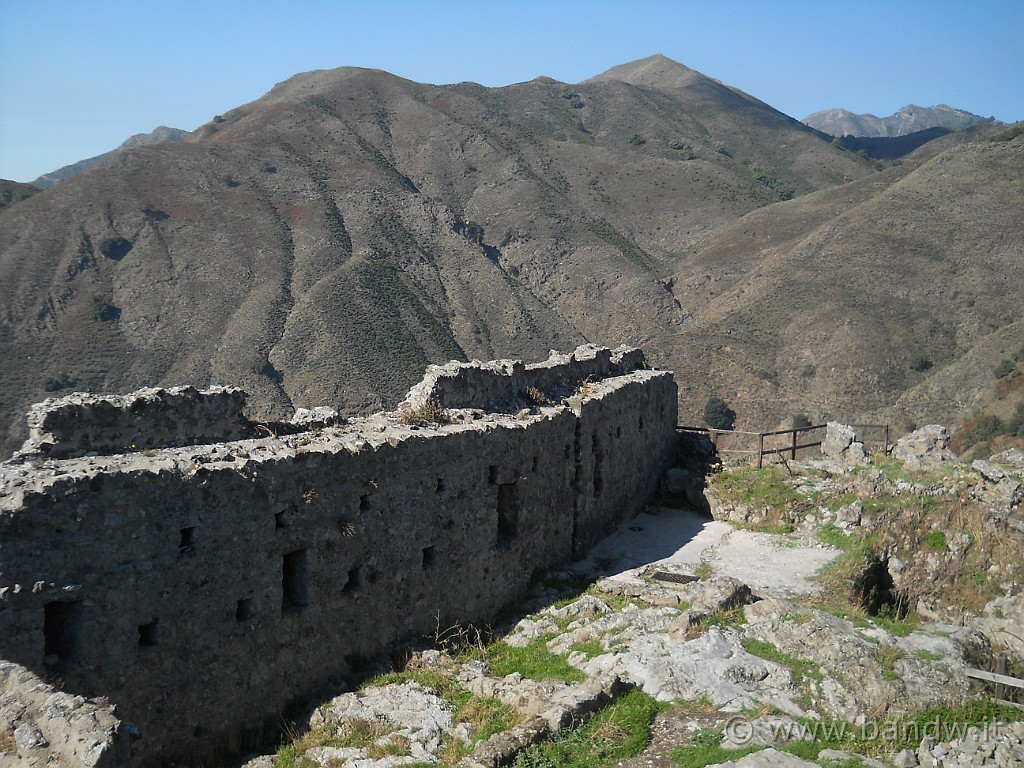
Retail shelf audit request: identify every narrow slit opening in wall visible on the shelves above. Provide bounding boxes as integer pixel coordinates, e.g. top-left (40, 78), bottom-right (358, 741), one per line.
top-left (282, 549), bottom-right (308, 613)
top-left (496, 482), bottom-right (519, 550)
top-left (532, 455), bottom-right (539, 473)
top-left (179, 526), bottom-right (196, 555)
top-left (436, 477), bottom-right (445, 493)
top-left (236, 598), bottom-right (255, 622)
top-left (592, 434), bottom-right (604, 497)
top-left (422, 545), bottom-right (435, 570)
top-left (639, 416), bottom-right (644, 432)
top-left (43, 600), bottom-right (83, 668)
top-left (343, 565), bottom-right (361, 594)
top-left (138, 619), bottom-right (159, 650)
top-left (359, 494), bottom-right (371, 512)
top-left (488, 465), bottom-right (498, 484)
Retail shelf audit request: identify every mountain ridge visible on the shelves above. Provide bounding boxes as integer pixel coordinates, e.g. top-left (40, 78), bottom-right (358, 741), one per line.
top-left (0, 55), bottom-right (1020, 456)
top-left (803, 103), bottom-right (997, 137)
top-left (31, 125), bottom-right (190, 188)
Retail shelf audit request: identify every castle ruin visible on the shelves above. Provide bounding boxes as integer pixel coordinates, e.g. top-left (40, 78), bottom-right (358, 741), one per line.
top-left (0, 345), bottom-right (677, 765)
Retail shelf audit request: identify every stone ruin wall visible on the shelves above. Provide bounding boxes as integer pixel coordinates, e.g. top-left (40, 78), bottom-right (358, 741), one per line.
top-left (0, 345), bottom-right (677, 765)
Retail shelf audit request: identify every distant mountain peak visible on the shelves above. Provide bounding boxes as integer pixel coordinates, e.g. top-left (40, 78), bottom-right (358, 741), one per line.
top-left (803, 104), bottom-right (996, 137)
top-left (32, 126), bottom-right (190, 188)
top-left (584, 54), bottom-right (703, 90)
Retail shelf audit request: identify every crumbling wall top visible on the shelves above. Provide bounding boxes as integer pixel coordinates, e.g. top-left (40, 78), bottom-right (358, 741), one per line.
top-left (18, 386), bottom-right (253, 460)
top-left (401, 344), bottom-right (649, 411)
top-left (10, 345), bottom-right (653, 462)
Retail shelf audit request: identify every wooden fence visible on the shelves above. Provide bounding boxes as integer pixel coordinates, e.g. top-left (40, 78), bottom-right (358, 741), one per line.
top-left (678, 423), bottom-right (890, 468)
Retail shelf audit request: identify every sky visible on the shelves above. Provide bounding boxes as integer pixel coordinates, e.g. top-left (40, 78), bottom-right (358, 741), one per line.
top-left (1, 0), bottom-right (1022, 183)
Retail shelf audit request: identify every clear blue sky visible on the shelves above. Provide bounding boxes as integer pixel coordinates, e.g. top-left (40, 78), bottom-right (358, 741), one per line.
top-left (1, 0), bottom-right (1021, 183)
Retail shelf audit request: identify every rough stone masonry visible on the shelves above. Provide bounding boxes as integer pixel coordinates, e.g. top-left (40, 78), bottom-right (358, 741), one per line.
top-left (0, 344), bottom-right (677, 766)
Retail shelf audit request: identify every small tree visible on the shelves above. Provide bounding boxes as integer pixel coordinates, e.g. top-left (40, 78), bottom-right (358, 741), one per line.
top-left (792, 414), bottom-right (812, 429)
top-left (908, 354), bottom-right (933, 372)
top-left (994, 359), bottom-right (1016, 379)
top-left (91, 296), bottom-right (121, 322)
top-left (703, 396), bottom-right (736, 430)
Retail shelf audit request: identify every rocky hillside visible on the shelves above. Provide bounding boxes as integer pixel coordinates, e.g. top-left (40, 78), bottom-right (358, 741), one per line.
top-left (804, 104), bottom-right (996, 137)
top-left (0, 55), bottom-right (1022, 456)
top-left (0, 180), bottom-right (41, 213)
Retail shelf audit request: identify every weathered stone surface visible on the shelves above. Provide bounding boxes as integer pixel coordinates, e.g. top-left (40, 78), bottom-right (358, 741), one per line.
top-left (582, 626), bottom-right (801, 712)
top-left (890, 425), bottom-right (958, 470)
top-left (401, 343), bottom-right (647, 412)
top-left (971, 594), bottom-right (1024, 657)
top-left (0, 347), bottom-right (677, 764)
top-left (706, 746), bottom-right (819, 767)
top-left (17, 385), bottom-right (252, 459)
top-left (305, 682), bottom-right (465, 764)
top-left (0, 660), bottom-right (132, 767)
top-left (821, 422), bottom-right (868, 463)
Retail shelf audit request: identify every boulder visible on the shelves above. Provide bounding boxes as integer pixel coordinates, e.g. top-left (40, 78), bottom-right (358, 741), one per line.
top-left (890, 425), bottom-right (958, 470)
top-left (820, 422), bottom-right (868, 464)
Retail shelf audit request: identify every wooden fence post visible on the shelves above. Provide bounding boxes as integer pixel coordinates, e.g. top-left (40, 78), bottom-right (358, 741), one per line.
top-left (757, 433), bottom-right (764, 468)
top-left (791, 429), bottom-right (798, 460)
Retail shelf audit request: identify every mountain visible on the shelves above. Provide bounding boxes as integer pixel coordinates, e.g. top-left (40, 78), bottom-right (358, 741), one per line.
top-left (0, 179), bottom-right (41, 212)
top-left (803, 104), bottom-right (996, 137)
top-left (31, 126), bottom-right (190, 188)
top-left (0, 56), bottom-right (1020, 456)
top-left (658, 128), bottom-right (1024, 433)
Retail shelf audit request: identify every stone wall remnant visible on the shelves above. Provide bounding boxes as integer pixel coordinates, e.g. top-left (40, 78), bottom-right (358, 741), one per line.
top-left (0, 345), bottom-right (677, 765)
top-left (16, 385), bottom-right (252, 459)
top-left (890, 424), bottom-right (958, 470)
top-left (820, 422), bottom-right (868, 464)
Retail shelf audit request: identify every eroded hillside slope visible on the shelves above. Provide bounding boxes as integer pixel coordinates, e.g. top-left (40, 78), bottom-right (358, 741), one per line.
top-left (0, 56), bottom-right (874, 454)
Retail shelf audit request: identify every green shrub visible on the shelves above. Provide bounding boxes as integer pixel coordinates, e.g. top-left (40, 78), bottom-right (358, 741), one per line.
top-left (1009, 403), bottom-right (1024, 437)
top-left (703, 396), bottom-right (736, 430)
top-left (628, 134), bottom-right (646, 146)
top-left (91, 296), bottom-right (121, 322)
top-left (994, 359), bottom-right (1016, 378)
top-left (43, 373), bottom-right (77, 392)
top-left (909, 354), bottom-right (933, 372)
top-left (510, 688), bottom-right (664, 767)
top-left (98, 236), bottom-right (132, 260)
top-left (924, 531), bottom-right (947, 552)
top-left (963, 415), bottom-right (1005, 446)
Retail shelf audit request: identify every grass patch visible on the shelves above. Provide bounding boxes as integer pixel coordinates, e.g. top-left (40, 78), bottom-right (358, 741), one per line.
top-left (742, 638), bottom-right (823, 689)
top-left (872, 606), bottom-right (920, 637)
top-left (841, 702), bottom-right (1024, 758)
top-left (398, 400), bottom-right (451, 427)
top-left (710, 466), bottom-right (809, 510)
top-left (510, 688), bottom-right (665, 768)
top-left (570, 639), bottom-right (606, 659)
top-left (671, 726), bottom-right (761, 768)
top-left (708, 466), bottom-right (813, 531)
top-left (461, 636), bottom-right (585, 683)
top-left (697, 604), bottom-right (748, 633)
top-left (818, 524), bottom-right (854, 550)
top-left (924, 530), bottom-right (947, 552)
top-left (874, 644), bottom-right (905, 680)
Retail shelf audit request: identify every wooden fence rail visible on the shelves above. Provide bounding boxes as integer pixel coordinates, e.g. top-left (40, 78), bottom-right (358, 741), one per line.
top-left (678, 423), bottom-right (890, 468)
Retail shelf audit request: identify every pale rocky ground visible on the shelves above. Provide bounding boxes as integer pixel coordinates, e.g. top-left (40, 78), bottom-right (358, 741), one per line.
top-left (250, 499), bottom-right (1020, 766)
